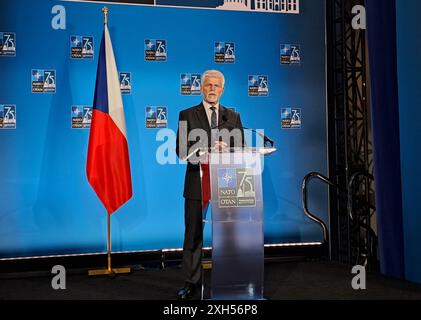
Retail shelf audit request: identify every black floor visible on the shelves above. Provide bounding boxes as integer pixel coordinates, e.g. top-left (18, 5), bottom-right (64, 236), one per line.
top-left (1, 260), bottom-right (421, 300)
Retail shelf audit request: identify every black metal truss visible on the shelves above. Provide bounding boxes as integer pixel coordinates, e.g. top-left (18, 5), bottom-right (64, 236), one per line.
top-left (326, 0), bottom-right (377, 270)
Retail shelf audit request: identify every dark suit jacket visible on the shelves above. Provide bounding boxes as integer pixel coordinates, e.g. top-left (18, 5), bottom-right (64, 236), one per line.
top-left (176, 103), bottom-right (245, 200)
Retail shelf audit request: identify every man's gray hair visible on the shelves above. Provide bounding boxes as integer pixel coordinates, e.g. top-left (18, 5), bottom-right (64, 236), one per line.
top-left (202, 70), bottom-right (225, 88)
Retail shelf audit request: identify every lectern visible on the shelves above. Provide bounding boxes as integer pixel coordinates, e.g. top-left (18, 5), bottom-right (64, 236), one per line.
top-left (200, 147), bottom-right (275, 300)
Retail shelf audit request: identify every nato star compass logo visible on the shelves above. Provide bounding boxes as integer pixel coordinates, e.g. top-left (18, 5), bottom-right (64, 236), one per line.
top-left (217, 168), bottom-right (256, 208)
top-left (180, 73), bottom-right (201, 95)
top-left (281, 108), bottom-right (301, 129)
top-left (146, 106), bottom-right (168, 128)
top-left (71, 106), bottom-right (83, 129)
top-left (71, 36), bottom-right (94, 59)
top-left (71, 106), bottom-right (92, 129)
top-left (214, 41), bottom-right (235, 63)
top-left (31, 69), bottom-right (56, 93)
top-left (145, 39), bottom-right (167, 61)
top-left (280, 44), bottom-right (301, 65)
top-left (248, 75), bottom-right (269, 97)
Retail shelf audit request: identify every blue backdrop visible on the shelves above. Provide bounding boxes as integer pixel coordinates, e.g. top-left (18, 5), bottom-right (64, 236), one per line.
top-left (0, 0), bottom-right (327, 258)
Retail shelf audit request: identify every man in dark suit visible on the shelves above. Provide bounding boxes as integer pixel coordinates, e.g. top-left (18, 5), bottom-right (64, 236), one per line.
top-left (175, 70), bottom-right (244, 299)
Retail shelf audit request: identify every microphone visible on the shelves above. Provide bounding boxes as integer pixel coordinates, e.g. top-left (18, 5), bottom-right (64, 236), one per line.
top-left (214, 114), bottom-right (275, 147)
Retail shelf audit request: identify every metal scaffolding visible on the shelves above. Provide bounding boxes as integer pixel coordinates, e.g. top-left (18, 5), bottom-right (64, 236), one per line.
top-left (326, 0), bottom-right (377, 270)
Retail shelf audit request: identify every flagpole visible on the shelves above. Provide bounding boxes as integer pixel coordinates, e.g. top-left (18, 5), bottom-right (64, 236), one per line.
top-left (107, 213), bottom-right (112, 273)
top-left (88, 7), bottom-right (131, 277)
top-left (102, 6), bottom-right (108, 25)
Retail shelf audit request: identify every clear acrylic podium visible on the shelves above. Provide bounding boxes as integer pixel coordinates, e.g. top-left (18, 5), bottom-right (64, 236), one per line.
top-left (199, 147), bottom-right (276, 300)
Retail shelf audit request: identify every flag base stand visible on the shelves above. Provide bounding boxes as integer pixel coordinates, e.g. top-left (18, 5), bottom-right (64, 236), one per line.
top-left (88, 267), bottom-right (131, 276)
top-left (88, 213), bottom-right (132, 277)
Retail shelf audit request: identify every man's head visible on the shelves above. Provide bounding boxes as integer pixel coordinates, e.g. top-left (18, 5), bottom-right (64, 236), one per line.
top-left (201, 70), bottom-right (225, 105)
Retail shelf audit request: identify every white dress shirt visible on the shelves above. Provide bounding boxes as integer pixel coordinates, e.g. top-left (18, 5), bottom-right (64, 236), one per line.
top-left (202, 100), bottom-right (219, 128)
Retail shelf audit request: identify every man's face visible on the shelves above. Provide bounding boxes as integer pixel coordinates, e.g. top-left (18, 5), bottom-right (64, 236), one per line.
top-left (201, 76), bottom-right (224, 105)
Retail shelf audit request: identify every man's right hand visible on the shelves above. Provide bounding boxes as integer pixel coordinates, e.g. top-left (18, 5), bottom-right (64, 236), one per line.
top-left (214, 141), bottom-right (228, 152)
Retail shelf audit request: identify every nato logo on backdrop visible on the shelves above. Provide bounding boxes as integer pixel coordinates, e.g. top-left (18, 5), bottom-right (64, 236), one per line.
top-left (281, 108), bottom-right (302, 129)
top-left (146, 106), bottom-right (167, 128)
top-left (31, 69), bottom-right (56, 93)
top-left (0, 104), bottom-right (16, 129)
top-left (280, 44), bottom-right (301, 65)
top-left (214, 41), bottom-right (235, 63)
top-left (217, 168), bottom-right (256, 208)
top-left (0, 32), bottom-right (16, 57)
top-left (71, 106), bottom-right (83, 128)
top-left (248, 75), bottom-right (269, 97)
top-left (180, 73), bottom-right (201, 95)
top-left (71, 106), bottom-right (92, 129)
top-left (70, 36), bottom-right (94, 59)
top-left (145, 39), bottom-right (167, 61)
top-left (119, 72), bottom-right (132, 95)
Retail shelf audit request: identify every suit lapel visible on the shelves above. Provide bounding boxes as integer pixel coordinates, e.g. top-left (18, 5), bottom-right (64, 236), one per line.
top-left (195, 103), bottom-right (211, 133)
top-left (219, 105), bottom-right (228, 129)
top-left (196, 104), bottom-right (230, 129)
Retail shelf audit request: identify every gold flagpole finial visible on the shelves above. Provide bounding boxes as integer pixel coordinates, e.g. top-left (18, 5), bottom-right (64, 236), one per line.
top-left (102, 7), bottom-right (109, 25)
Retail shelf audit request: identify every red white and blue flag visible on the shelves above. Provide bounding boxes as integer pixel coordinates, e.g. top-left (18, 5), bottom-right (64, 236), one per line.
top-left (87, 25), bottom-right (132, 214)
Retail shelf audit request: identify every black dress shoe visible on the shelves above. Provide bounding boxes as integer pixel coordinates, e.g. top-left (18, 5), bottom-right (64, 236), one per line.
top-left (177, 283), bottom-right (196, 300)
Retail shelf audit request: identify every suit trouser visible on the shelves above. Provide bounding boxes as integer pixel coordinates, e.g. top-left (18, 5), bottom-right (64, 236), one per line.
top-left (182, 198), bottom-right (203, 286)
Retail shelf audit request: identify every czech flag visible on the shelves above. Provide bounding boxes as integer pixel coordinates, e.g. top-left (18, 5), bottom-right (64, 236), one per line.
top-left (87, 24), bottom-right (132, 214)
